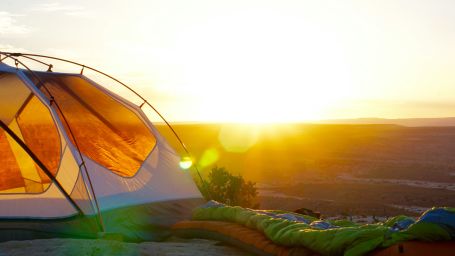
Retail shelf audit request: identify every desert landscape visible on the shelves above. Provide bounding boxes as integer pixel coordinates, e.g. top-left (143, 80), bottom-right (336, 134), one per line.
top-left (159, 121), bottom-right (455, 218)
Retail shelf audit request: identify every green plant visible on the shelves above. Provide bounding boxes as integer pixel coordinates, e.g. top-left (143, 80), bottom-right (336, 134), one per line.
top-left (199, 166), bottom-right (259, 208)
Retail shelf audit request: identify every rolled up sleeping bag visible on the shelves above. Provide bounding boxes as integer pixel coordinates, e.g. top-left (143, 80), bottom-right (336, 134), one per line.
top-left (173, 220), bottom-right (455, 256)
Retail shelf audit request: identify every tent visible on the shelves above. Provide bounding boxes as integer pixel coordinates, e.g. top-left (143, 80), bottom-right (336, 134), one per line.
top-left (0, 52), bottom-right (204, 241)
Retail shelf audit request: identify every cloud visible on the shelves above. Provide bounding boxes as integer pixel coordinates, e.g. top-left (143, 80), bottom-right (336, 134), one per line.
top-left (43, 48), bottom-right (79, 59)
top-left (31, 2), bottom-right (87, 16)
top-left (0, 44), bottom-right (28, 53)
top-left (0, 12), bottom-right (29, 35)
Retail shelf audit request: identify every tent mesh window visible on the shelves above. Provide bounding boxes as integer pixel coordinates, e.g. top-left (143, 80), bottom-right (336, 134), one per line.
top-left (0, 72), bottom-right (61, 193)
top-left (0, 130), bottom-right (26, 193)
top-left (28, 73), bottom-right (157, 177)
top-left (16, 96), bottom-right (61, 184)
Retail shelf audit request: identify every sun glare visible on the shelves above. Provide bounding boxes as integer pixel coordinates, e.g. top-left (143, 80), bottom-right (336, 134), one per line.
top-left (108, 6), bottom-right (356, 123)
top-left (171, 12), bottom-right (353, 123)
top-left (33, 0), bottom-right (455, 123)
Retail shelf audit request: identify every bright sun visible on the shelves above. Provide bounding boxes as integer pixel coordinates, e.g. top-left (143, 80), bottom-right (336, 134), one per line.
top-left (111, 8), bottom-right (355, 123)
top-left (7, 1), bottom-right (455, 123)
top-left (160, 11), bottom-right (353, 123)
top-left (98, 1), bottom-right (455, 123)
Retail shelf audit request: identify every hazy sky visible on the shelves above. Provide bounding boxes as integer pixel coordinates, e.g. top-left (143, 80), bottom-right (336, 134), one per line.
top-left (1, 0), bottom-right (455, 122)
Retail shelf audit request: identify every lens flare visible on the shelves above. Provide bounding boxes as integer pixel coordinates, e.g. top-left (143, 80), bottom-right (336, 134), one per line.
top-left (179, 157), bottom-right (193, 170)
top-left (218, 124), bottom-right (259, 153)
top-left (199, 148), bottom-right (219, 168)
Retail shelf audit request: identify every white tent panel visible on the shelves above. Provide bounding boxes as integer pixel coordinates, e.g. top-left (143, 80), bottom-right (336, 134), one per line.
top-left (0, 183), bottom-right (78, 218)
top-left (54, 144), bottom-right (82, 195)
top-left (84, 141), bottom-right (201, 211)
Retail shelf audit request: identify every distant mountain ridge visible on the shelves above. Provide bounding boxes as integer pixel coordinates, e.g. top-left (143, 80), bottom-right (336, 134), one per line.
top-left (317, 117), bottom-right (455, 127)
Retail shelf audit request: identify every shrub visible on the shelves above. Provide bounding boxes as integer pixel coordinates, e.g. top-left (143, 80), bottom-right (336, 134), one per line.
top-left (199, 166), bottom-right (259, 208)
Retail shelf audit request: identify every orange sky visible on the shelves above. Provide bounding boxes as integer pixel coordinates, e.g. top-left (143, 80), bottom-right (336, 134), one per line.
top-left (2, 0), bottom-right (455, 122)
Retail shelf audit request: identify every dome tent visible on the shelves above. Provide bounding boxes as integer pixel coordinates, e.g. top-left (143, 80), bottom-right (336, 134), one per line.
top-left (0, 52), bottom-right (203, 241)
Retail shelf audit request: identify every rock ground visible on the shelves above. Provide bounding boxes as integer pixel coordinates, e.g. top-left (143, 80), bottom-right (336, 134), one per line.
top-left (0, 237), bottom-right (249, 256)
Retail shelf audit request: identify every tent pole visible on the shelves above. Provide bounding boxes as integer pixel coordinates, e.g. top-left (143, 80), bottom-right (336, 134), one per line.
top-left (0, 121), bottom-right (84, 215)
top-left (0, 51), bottom-right (207, 190)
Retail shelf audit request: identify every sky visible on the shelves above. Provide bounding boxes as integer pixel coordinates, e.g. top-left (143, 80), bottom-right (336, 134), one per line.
top-left (1, 0), bottom-right (455, 122)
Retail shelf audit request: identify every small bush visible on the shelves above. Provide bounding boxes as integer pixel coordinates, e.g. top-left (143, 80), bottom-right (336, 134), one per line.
top-left (198, 166), bottom-right (259, 208)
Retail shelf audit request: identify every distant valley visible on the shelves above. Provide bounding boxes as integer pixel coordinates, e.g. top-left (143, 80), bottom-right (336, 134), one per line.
top-left (158, 122), bottom-right (455, 218)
